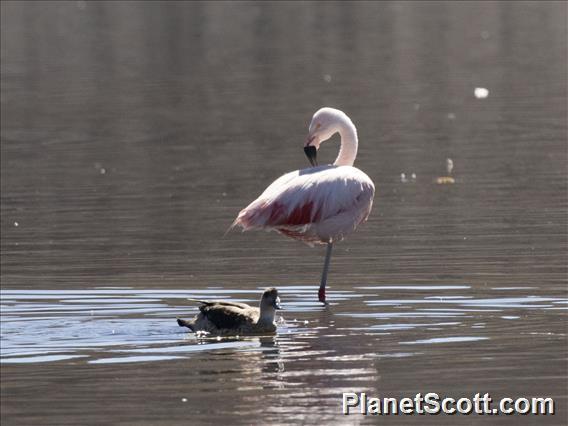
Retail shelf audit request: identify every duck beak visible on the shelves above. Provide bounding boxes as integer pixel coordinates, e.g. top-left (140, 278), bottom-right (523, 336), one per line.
top-left (273, 297), bottom-right (283, 310)
top-left (304, 145), bottom-right (318, 167)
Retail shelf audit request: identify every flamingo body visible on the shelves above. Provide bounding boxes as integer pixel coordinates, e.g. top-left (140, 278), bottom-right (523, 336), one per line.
top-left (235, 165), bottom-right (374, 246)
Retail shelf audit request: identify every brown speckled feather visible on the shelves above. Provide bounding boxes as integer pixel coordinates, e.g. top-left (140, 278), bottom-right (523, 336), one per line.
top-left (192, 299), bottom-right (251, 310)
top-left (200, 304), bottom-right (258, 330)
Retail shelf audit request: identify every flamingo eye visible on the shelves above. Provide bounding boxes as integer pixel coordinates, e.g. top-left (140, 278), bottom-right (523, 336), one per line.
top-left (316, 123), bottom-right (321, 129)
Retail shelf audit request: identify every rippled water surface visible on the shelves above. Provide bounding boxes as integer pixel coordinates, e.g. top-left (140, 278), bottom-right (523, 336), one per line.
top-left (1, 2), bottom-right (567, 425)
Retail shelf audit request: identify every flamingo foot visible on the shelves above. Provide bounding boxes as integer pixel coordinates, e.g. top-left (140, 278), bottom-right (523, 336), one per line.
top-left (318, 286), bottom-right (326, 304)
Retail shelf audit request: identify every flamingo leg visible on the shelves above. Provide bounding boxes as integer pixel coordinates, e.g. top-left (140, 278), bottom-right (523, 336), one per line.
top-left (318, 242), bottom-right (333, 304)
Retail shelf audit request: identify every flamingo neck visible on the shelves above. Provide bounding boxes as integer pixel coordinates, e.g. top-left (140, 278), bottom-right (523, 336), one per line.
top-left (334, 118), bottom-right (358, 167)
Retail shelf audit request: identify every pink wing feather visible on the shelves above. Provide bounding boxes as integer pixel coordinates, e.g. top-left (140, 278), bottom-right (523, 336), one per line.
top-left (233, 165), bottom-right (374, 244)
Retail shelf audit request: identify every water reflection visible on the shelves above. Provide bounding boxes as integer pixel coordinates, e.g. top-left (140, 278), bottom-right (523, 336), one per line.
top-left (4, 284), bottom-right (564, 421)
top-left (1, 284), bottom-right (567, 421)
top-left (2, 286), bottom-right (565, 365)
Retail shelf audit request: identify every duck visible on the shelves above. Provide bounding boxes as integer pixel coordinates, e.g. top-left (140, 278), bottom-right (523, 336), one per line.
top-left (176, 288), bottom-right (283, 336)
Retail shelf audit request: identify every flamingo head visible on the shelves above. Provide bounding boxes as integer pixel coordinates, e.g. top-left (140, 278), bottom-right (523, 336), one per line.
top-left (304, 107), bottom-right (345, 167)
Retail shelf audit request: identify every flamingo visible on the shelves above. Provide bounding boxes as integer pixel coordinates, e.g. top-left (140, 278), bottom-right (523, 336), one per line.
top-left (232, 108), bottom-right (375, 303)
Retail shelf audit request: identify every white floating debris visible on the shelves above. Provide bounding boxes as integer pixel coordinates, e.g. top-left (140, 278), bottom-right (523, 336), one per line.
top-left (411, 173), bottom-right (417, 181)
top-left (480, 30), bottom-right (490, 40)
top-left (413, 103), bottom-right (421, 111)
top-left (181, 398), bottom-right (188, 402)
top-left (474, 87), bottom-right (489, 99)
top-left (447, 112), bottom-right (456, 120)
top-left (94, 162), bottom-right (107, 174)
top-left (446, 158), bottom-right (454, 174)
top-left (436, 176), bottom-right (455, 184)
top-left (436, 159), bottom-right (455, 184)
top-left (13, 221), bottom-right (19, 227)
top-left (400, 173), bottom-right (407, 183)
top-left (323, 74), bottom-right (332, 83)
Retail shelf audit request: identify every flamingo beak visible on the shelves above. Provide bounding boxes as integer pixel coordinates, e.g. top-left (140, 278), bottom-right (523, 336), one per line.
top-left (304, 145), bottom-right (318, 167)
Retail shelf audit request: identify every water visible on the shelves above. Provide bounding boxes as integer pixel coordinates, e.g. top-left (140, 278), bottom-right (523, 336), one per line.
top-left (1, 2), bottom-right (567, 424)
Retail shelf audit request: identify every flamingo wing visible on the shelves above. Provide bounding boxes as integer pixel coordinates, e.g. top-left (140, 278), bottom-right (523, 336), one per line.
top-left (234, 165), bottom-right (374, 242)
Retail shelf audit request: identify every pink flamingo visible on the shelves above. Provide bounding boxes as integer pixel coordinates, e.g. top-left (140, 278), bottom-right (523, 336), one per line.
top-left (232, 108), bottom-right (375, 303)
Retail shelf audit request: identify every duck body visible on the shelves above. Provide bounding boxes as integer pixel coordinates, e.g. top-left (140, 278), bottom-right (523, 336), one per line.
top-left (177, 288), bottom-right (282, 336)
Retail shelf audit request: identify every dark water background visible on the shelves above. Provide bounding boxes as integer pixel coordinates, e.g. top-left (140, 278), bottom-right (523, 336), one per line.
top-left (1, 1), bottom-right (567, 424)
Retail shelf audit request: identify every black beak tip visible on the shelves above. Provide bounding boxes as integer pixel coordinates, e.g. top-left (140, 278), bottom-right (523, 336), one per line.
top-left (304, 145), bottom-right (318, 167)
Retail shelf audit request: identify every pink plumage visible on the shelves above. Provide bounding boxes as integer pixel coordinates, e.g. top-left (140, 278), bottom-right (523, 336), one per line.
top-left (234, 165), bottom-right (374, 246)
top-left (232, 107), bottom-right (375, 303)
